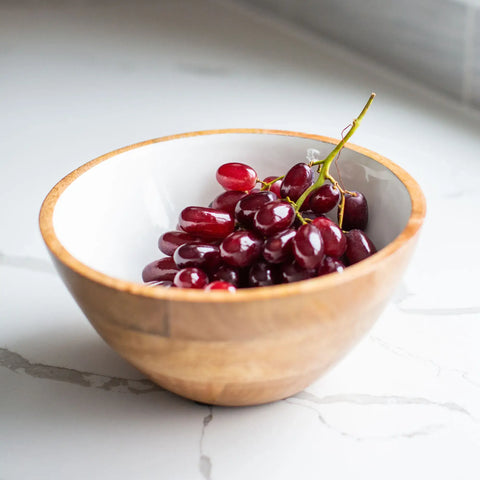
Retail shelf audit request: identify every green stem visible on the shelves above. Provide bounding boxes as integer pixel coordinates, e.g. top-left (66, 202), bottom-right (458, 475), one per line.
top-left (295, 92), bottom-right (375, 211)
top-left (260, 174), bottom-right (285, 191)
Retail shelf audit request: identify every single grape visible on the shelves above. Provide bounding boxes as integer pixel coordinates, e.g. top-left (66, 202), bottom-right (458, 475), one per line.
top-left (216, 162), bottom-right (257, 191)
top-left (235, 191), bottom-right (276, 227)
top-left (262, 228), bottom-right (296, 264)
top-left (280, 260), bottom-right (316, 283)
top-left (211, 190), bottom-right (248, 216)
top-left (142, 257), bottom-right (179, 282)
top-left (205, 281), bottom-right (236, 292)
top-left (309, 183), bottom-right (340, 214)
top-left (292, 223), bottom-right (324, 269)
top-left (212, 264), bottom-right (241, 287)
top-left (344, 229), bottom-right (376, 265)
top-left (173, 267), bottom-right (208, 289)
top-left (317, 256), bottom-right (345, 275)
top-left (280, 163), bottom-right (313, 201)
top-left (248, 260), bottom-right (278, 287)
top-left (173, 243), bottom-right (221, 272)
top-left (220, 230), bottom-right (263, 268)
top-left (158, 230), bottom-right (201, 256)
top-left (179, 206), bottom-right (234, 239)
top-left (263, 176), bottom-right (282, 197)
top-left (341, 191), bottom-right (368, 230)
top-left (253, 200), bottom-right (295, 236)
top-left (311, 216), bottom-right (347, 258)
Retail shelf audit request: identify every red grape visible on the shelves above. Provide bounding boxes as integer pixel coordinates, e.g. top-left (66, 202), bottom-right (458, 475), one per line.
top-left (216, 162), bottom-right (257, 191)
top-left (173, 268), bottom-right (208, 289)
top-left (341, 191), bottom-right (368, 230)
top-left (317, 256), bottom-right (345, 275)
top-left (248, 260), bottom-right (278, 287)
top-left (311, 216), bottom-right (346, 258)
top-left (309, 183), bottom-right (340, 214)
top-left (292, 223), bottom-right (324, 269)
top-left (173, 243), bottom-right (221, 272)
top-left (220, 230), bottom-right (263, 267)
top-left (205, 281), bottom-right (236, 292)
top-left (262, 228), bottom-right (296, 264)
top-left (345, 229), bottom-right (376, 265)
top-left (280, 163), bottom-right (313, 201)
top-left (263, 176), bottom-right (282, 197)
top-left (142, 257), bottom-right (179, 282)
top-left (212, 264), bottom-right (241, 287)
top-left (235, 191), bottom-right (276, 227)
top-left (253, 200), bottom-right (295, 236)
top-left (280, 260), bottom-right (316, 283)
top-left (158, 230), bottom-right (201, 256)
top-left (211, 190), bottom-right (248, 216)
top-left (179, 206), bottom-right (234, 239)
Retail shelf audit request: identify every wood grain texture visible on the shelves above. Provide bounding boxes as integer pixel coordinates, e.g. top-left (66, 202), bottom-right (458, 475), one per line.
top-left (40, 129), bottom-right (426, 406)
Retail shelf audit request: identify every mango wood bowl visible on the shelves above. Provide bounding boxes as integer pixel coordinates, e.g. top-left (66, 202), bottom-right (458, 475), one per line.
top-left (39, 129), bottom-right (426, 406)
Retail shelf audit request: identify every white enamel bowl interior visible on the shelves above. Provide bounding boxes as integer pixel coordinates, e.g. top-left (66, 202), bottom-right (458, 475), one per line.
top-left (53, 133), bottom-right (411, 282)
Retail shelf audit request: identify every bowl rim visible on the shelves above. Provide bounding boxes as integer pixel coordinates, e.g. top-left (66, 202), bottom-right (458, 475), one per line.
top-left (39, 128), bottom-right (426, 303)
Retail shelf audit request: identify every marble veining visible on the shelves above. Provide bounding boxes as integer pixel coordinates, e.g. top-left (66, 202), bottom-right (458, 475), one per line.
top-left (0, 347), bottom-right (161, 395)
top-left (199, 407), bottom-right (214, 480)
top-left (284, 398), bottom-right (447, 442)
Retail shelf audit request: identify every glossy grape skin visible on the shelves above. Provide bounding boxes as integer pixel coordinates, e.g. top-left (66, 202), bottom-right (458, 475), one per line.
top-left (173, 267), bottom-right (208, 289)
top-left (205, 281), bottom-right (236, 292)
top-left (179, 206), bottom-right (234, 239)
top-left (341, 191), bottom-right (368, 230)
top-left (280, 163), bottom-right (313, 201)
top-left (212, 264), bottom-right (241, 287)
top-left (345, 229), bottom-right (376, 265)
top-left (262, 228), bottom-right (296, 264)
top-left (235, 191), bottom-right (276, 227)
top-left (173, 243), bottom-right (221, 272)
top-left (142, 257), bottom-right (179, 282)
top-left (248, 260), bottom-right (278, 287)
top-left (280, 260), bottom-right (316, 283)
top-left (311, 216), bottom-right (347, 258)
top-left (253, 200), bottom-right (295, 236)
top-left (263, 176), bottom-right (282, 197)
top-left (158, 230), bottom-right (201, 256)
top-left (317, 256), bottom-right (345, 275)
top-left (309, 183), bottom-right (340, 214)
top-left (216, 162), bottom-right (257, 191)
top-left (211, 191), bottom-right (248, 216)
top-left (220, 231), bottom-right (263, 268)
top-left (292, 223), bottom-right (324, 269)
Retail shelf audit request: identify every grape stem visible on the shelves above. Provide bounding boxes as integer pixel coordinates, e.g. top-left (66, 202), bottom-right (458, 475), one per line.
top-left (295, 92), bottom-right (376, 212)
top-left (260, 175), bottom-right (285, 190)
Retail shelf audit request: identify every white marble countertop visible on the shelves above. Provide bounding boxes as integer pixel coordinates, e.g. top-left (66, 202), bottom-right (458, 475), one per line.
top-left (1, 1), bottom-right (480, 478)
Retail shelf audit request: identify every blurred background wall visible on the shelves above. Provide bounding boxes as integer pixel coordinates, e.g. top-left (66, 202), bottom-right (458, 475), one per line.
top-left (229, 0), bottom-right (480, 109)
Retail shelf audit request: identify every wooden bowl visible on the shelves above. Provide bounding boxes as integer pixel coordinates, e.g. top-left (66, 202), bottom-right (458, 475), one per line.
top-left (39, 129), bottom-right (426, 406)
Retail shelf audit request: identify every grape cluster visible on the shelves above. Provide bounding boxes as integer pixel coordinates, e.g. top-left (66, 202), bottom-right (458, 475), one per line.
top-left (142, 160), bottom-right (376, 292)
top-left (143, 93), bottom-right (378, 292)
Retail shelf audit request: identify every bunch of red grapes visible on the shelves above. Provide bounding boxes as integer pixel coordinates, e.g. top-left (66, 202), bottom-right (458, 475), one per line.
top-left (142, 159), bottom-right (376, 292)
